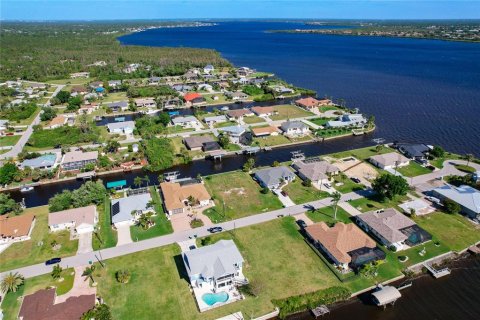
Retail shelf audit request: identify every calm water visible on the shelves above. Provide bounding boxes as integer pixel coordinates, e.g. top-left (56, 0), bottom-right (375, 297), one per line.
top-left (119, 21), bottom-right (480, 156)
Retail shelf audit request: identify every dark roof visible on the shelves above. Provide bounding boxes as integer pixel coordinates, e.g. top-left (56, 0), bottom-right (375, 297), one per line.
top-left (397, 143), bottom-right (430, 158)
top-left (202, 141), bottom-right (221, 151)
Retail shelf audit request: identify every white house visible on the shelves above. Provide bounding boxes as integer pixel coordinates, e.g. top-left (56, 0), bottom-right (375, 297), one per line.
top-left (0, 119), bottom-right (9, 132)
top-left (280, 121), bottom-right (310, 137)
top-left (110, 193), bottom-right (154, 227)
top-left (204, 115), bottom-right (227, 126)
top-left (327, 114), bottom-right (367, 128)
top-left (203, 64), bottom-right (215, 74)
top-left (106, 121), bottom-right (135, 135)
top-left (369, 152), bottom-right (410, 170)
top-left (48, 205), bottom-right (97, 235)
top-left (171, 116), bottom-right (201, 129)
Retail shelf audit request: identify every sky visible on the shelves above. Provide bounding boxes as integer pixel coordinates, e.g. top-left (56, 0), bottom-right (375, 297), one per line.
top-left (1, 0), bottom-right (479, 21)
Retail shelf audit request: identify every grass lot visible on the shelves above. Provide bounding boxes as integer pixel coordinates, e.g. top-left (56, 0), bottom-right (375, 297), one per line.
top-left (27, 126), bottom-right (101, 149)
top-left (454, 164), bottom-right (476, 173)
top-left (0, 135), bottom-right (21, 146)
top-left (393, 240), bottom-right (450, 268)
top-left (330, 146), bottom-right (394, 161)
top-left (316, 127), bottom-right (352, 139)
top-left (1, 268), bottom-right (75, 320)
top-left (306, 205), bottom-right (352, 225)
top-left (203, 171), bottom-right (283, 222)
top-left (47, 78), bottom-right (90, 85)
top-left (214, 121), bottom-right (237, 128)
top-left (309, 117), bottom-right (331, 126)
top-left (396, 162), bottom-right (432, 177)
top-left (430, 152), bottom-right (463, 169)
top-left (170, 136), bottom-right (205, 159)
top-left (270, 104), bottom-right (313, 121)
top-left (165, 125), bottom-right (196, 134)
top-left (319, 105), bottom-right (342, 113)
top-left (93, 198), bottom-right (117, 250)
top-left (0, 206), bottom-right (78, 272)
top-left (243, 116), bottom-right (265, 124)
top-left (414, 212), bottom-right (480, 251)
top-left (99, 92), bottom-right (128, 103)
top-left (253, 134), bottom-right (290, 147)
top-left (130, 187), bottom-right (173, 241)
top-left (203, 94), bottom-right (229, 104)
top-left (348, 194), bottom-right (409, 213)
top-left (283, 179), bottom-right (329, 204)
top-left (94, 218), bottom-right (341, 319)
top-left (332, 173), bottom-right (365, 194)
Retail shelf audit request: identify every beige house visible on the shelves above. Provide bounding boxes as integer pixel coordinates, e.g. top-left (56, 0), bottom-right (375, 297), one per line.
top-left (369, 152), bottom-right (410, 170)
top-left (48, 205), bottom-right (97, 235)
top-left (160, 181), bottom-right (211, 215)
top-left (0, 214), bottom-right (36, 245)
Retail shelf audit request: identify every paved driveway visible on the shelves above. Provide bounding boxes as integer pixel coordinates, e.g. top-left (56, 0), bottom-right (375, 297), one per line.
top-left (76, 232), bottom-right (93, 254)
top-left (55, 266), bottom-right (96, 304)
top-left (274, 189), bottom-right (296, 207)
top-left (116, 225), bottom-right (132, 245)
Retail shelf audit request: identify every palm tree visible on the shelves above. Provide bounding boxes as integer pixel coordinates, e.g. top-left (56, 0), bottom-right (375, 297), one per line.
top-left (143, 175), bottom-right (150, 187)
top-left (138, 213), bottom-right (152, 230)
top-left (116, 270), bottom-right (131, 284)
top-left (133, 176), bottom-right (143, 188)
top-left (375, 144), bottom-right (384, 153)
top-left (465, 153), bottom-right (474, 167)
top-left (1, 272), bottom-right (24, 293)
top-left (51, 265), bottom-right (63, 280)
top-left (331, 192), bottom-right (342, 220)
top-left (82, 266), bottom-right (96, 283)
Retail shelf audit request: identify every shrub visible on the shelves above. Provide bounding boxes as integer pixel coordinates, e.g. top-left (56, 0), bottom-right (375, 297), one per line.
top-left (443, 198), bottom-right (461, 214)
top-left (116, 270), bottom-right (131, 284)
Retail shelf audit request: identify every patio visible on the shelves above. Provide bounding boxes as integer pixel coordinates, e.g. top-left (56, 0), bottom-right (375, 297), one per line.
top-left (191, 274), bottom-right (246, 312)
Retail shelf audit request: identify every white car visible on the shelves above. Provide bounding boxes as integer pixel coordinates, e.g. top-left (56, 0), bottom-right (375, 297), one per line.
top-left (425, 196), bottom-right (441, 204)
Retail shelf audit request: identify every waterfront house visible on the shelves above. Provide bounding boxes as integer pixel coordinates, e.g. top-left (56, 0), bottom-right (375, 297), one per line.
top-left (106, 121), bottom-right (135, 135)
top-left (71, 85), bottom-right (88, 95)
top-left (396, 143), bottom-right (431, 162)
top-left (369, 152), bottom-right (410, 170)
top-left (45, 115), bottom-right (67, 130)
top-left (0, 214), bottom-right (35, 245)
top-left (18, 288), bottom-right (95, 320)
top-left (70, 72), bottom-right (90, 79)
top-left (226, 91), bottom-right (248, 101)
top-left (252, 106), bottom-right (274, 117)
top-left (203, 64), bottom-right (215, 74)
top-left (254, 166), bottom-right (296, 189)
top-left (0, 119), bottom-right (9, 132)
top-left (356, 208), bottom-right (432, 251)
top-left (79, 103), bottom-right (99, 115)
top-left (172, 84), bottom-right (193, 93)
top-left (202, 141), bottom-right (222, 152)
top-left (295, 97), bottom-right (320, 111)
top-left (237, 66), bottom-right (255, 76)
top-left (272, 85), bottom-right (294, 94)
top-left (280, 120), bottom-right (309, 137)
top-left (135, 98), bottom-right (156, 108)
top-left (432, 184), bottom-right (480, 220)
top-left (326, 114), bottom-right (367, 128)
top-left (48, 205), bottom-right (97, 235)
top-left (183, 92), bottom-right (206, 106)
top-left (111, 193), bottom-right (154, 227)
top-left (19, 153), bottom-right (58, 170)
top-left (183, 135), bottom-right (216, 151)
top-left (148, 76), bottom-right (162, 85)
top-left (204, 115), bottom-right (227, 126)
top-left (163, 97), bottom-right (183, 109)
top-left (107, 101), bottom-right (129, 112)
top-left (61, 150), bottom-right (98, 171)
top-left (219, 125), bottom-right (247, 144)
top-left (226, 109), bottom-right (253, 122)
top-left (305, 222), bottom-right (385, 271)
top-left (251, 125), bottom-right (280, 137)
top-left (292, 158), bottom-right (340, 186)
top-left (108, 80), bottom-right (122, 89)
top-left (89, 81), bottom-right (103, 89)
top-left (160, 180), bottom-right (211, 215)
top-left (198, 83), bottom-right (213, 92)
top-left (171, 116), bottom-right (201, 129)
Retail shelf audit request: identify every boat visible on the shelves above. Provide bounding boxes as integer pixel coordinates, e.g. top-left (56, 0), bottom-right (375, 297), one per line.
top-left (94, 116), bottom-right (103, 121)
top-left (221, 106), bottom-right (229, 111)
top-left (114, 116), bottom-right (126, 122)
top-left (20, 186), bottom-right (34, 192)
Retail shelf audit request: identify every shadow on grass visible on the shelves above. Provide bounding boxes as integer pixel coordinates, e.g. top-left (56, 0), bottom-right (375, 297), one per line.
top-left (173, 254), bottom-right (190, 284)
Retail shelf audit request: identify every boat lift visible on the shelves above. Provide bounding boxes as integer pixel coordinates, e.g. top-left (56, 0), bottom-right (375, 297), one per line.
top-left (291, 150), bottom-right (305, 162)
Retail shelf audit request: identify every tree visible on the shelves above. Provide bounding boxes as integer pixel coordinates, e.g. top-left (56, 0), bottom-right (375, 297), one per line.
top-left (133, 176), bottom-right (143, 188)
top-left (51, 265), bottom-right (63, 280)
top-left (143, 175), bottom-right (151, 187)
top-left (1, 272), bottom-right (24, 293)
top-left (372, 173), bottom-right (409, 200)
top-left (0, 193), bottom-right (21, 215)
top-left (104, 140), bottom-right (120, 153)
top-left (82, 265), bottom-right (96, 283)
top-left (67, 96), bottom-right (82, 111)
top-left (157, 112), bottom-right (171, 126)
top-left (243, 158), bottom-right (255, 172)
top-left (431, 145), bottom-right (445, 158)
top-left (218, 133), bottom-right (230, 148)
top-left (56, 91), bottom-right (71, 103)
top-left (0, 162), bottom-right (20, 185)
top-left (331, 192), bottom-right (342, 220)
top-left (272, 160), bottom-right (280, 167)
top-left (82, 304), bottom-right (112, 320)
top-left (302, 178), bottom-right (312, 187)
top-left (115, 270), bottom-right (131, 283)
top-left (465, 153), bottom-right (474, 167)
top-left (375, 144), bottom-right (384, 153)
top-left (40, 106), bottom-right (57, 121)
top-left (48, 190), bottom-right (74, 212)
top-left (443, 198), bottom-right (461, 214)
top-left (137, 213), bottom-right (153, 230)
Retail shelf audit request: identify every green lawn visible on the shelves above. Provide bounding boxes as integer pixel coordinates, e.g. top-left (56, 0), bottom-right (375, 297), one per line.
top-left (270, 104), bottom-right (313, 121)
top-left (253, 134), bottom-right (291, 147)
top-left (430, 152), bottom-right (463, 169)
top-left (214, 121), bottom-right (237, 128)
top-left (393, 240), bottom-right (450, 268)
top-left (330, 146), bottom-right (394, 161)
top-left (396, 162), bottom-right (432, 177)
top-left (93, 198), bottom-right (118, 250)
top-left (348, 194), bottom-right (409, 213)
top-left (0, 206), bottom-right (78, 272)
top-left (94, 218), bottom-right (341, 320)
top-left (316, 127), bottom-right (352, 139)
top-left (453, 164), bottom-right (476, 173)
top-left (99, 92), bottom-right (128, 103)
top-left (332, 173), bottom-right (365, 194)
top-left (1, 268), bottom-right (75, 320)
top-left (203, 171), bottom-right (283, 222)
top-left (306, 205), bottom-right (352, 225)
top-left (130, 187), bottom-right (173, 241)
top-left (243, 116), bottom-right (265, 124)
top-left (309, 117), bottom-right (331, 126)
top-left (283, 179), bottom-right (329, 204)
top-left (47, 78), bottom-right (90, 85)
top-left (0, 135), bottom-right (21, 146)
top-left (27, 125), bottom-right (101, 149)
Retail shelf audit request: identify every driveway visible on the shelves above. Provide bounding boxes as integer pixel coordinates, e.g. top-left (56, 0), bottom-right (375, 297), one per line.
top-left (55, 266), bottom-right (96, 304)
top-left (338, 202), bottom-right (363, 217)
top-left (294, 212), bottom-right (314, 226)
top-left (116, 225), bottom-right (133, 245)
top-left (274, 189), bottom-right (296, 207)
top-left (177, 239), bottom-right (197, 252)
top-left (76, 232), bottom-right (93, 254)
top-left (170, 208), bottom-right (213, 232)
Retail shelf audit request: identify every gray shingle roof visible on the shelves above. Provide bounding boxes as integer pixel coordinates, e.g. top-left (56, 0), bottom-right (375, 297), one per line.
top-left (357, 208), bottom-right (415, 244)
top-left (280, 121), bottom-right (308, 131)
top-left (292, 160), bottom-right (339, 181)
top-left (106, 121), bottom-right (135, 131)
top-left (254, 166), bottom-right (295, 187)
top-left (111, 193), bottom-right (152, 224)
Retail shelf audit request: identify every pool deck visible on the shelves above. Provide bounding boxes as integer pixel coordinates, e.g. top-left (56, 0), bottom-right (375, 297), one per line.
top-left (192, 281), bottom-right (245, 312)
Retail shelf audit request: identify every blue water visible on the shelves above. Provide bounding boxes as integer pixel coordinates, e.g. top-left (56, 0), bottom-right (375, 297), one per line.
top-left (119, 21), bottom-right (480, 156)
top-left (202, 291), bottom-right (229, 306)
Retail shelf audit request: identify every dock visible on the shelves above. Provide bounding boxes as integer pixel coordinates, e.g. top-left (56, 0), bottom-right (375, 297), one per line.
top-left (371, 285), bottom-right (401, 308)
top-left (244, 146), bottom-right (261, 155)
top-left (208, 150), bottom-right (227, 161)
top-left (310, 305), bottom-right (329, 318)
top-left (423, 262), bottom-right (451, 278)
top-left (76, 171), bottom-right (96, 180)
top-left (468, 245), bottom-right (480, 255)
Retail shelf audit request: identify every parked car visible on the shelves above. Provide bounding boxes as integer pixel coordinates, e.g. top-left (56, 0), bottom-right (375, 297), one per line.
top-left (277, 214), bottom-right (285, 218)
top-left (189, 245), bottom-right (196, 250)
top-left (350, 177), bottom-right (361, 183)
top-left (207, 227), bottom-right (223, 233)
top-left (425, 196), bottom-right (441, 205)
top-left (323, 183), bottom-right (332, 189)
top-left (296, 219), bottom-right (307, 229)
top-left (281, 190), bottom-right (288, 196)
top-left (45, 257), bottom-right (61, 266)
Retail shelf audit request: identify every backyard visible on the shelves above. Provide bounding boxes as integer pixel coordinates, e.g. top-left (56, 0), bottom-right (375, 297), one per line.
top-left (396, 162), bottom-right (432, 177)
top-left (0, 206), bottom-right (78, 272)
top-left (348, 194), bottom-right (409, 213)
top-left (330, 146), bottom-right (395, 161)
top-left (270, 104), bottom-right (313, 121)
top-left (203, 171), bottom-right (283, 222)
top-left (306, 205), bottom-right (352, 225)
top-left (282, 179), bottom-right (330, 204)
top-left (252, 134), bottom-right (290, 147)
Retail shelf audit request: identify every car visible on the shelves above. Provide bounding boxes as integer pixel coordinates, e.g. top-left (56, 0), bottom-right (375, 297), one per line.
top-left (323, 183), bottom-right (332, 189)
top-left (350, 177), bottom-right (361, 183)
top-left (189, 245), bottom-right (196, 250)
top-left (207, 227), bottom-right (223, 233)
top-left (281, 190), bottom-right (288, 196)
top-left (277, 214), bottom-right (285, 218)
top-left (45, 257), bottom-right (61, 266)
top-left (425, 196), bottom-right (441, 204)
top-left (296, 219), bottom-right (307, 229)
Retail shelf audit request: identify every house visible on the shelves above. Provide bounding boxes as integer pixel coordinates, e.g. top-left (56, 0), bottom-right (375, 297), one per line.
top-left (107, 121), bottom-right (135, 134)
top-left (198, 84), bottom-right (213, 92)
top-left (134, 98), bottom-right (156, 108)
top-left (305, 222), bottom-right (384, 270)
top-left (295, 97), bottom-right (321, 111)
top-left (251, 125), bottom-right (280, 137)
top-left (45, 115), bottom-right (67, 129)
top-left (160, 180), bottom-right (211, 215)
top-left (237, 66), bottom-right (255, 76)
top-left (107, 101), bottom-right (129, 112)
top-left (0, 213), bottom-right (35, 245)
top-left (217, 81), bottom-right (230, 90)
top-left (0, 119), bottom-right (9, 132)
top-left (203, 64), bottom-right (215, 74)
top-left (252, 106), bottom-right (274, 117)
top-left (232, 77), bottom-right (249, 85)
top-left (326, 114), bottom-right (367, 128)
top-left (202, 141), bottom-right (222, 152)
top-left (204, 115), bottom-right (227, 126)
top-left (70, 85), bottom-right (88, 95)
top-left (396, 143), bottom-right (431, 162)
top-left (183, 92), bottom-right (206, 106)
top-left (369, 152), bottom-right (410, 170)
top-left (48, 205), bottom-right (97, 235)
top-left (183, 135), bottom-right (216, 151)
top-left (61, 150), bottom-right (98, 171)
top-left (292, 159), bottom-right (340, 186)
top-left (108, 80), bottom-right (122, 88)
top-left (19, 153), bottom-right (57, 170)
top-left (280, 121), bottom-right (309, 137)
top-left (226, 109), bottom-right (253, 121)
top-left (220, 125), bottom-right (247, 144)
top-left (111, 193), bottom-right (154, 227)
top-left (399, 198), bottom-right (433, 216)
top-left (148, 76), bottom-right (162, 85)
top-left (272, 85), bottom-right (294, 94)
top-left (79, 103), bottom-right (99, 115)
top-left (163, 97), bottom-right (183, 109)
top-left (356, 208), bottom-right (432, 251)
top-left (171, 116), bottom-right (201, 129)
top-left (183, 239), bottom-right (245, 290)
top-left (254, 166), bottom-right (296, 189)
top-left (172, 84), bottom-right (193, 93)
top-left (123, 63), bottom-right (140, 73)
top-left (89, 81), bottom-right (103, 89)
top-left (70, 72), bottom-right (90, 79)
top-left (432, 184), bottom-right (480, 220)
top-left (184, 71), bottom-right (199, 80)
top-left (18, 288), bottom-right (96, 320)
top-left (226, 91), bottom-right (248, 101)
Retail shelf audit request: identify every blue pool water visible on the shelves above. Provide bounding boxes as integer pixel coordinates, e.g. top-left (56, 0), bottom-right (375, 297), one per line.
top-left (202, 292), bottom-right (229, 306)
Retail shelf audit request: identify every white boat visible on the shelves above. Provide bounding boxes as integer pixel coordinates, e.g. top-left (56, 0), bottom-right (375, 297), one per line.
top-left (20, 186), bottom-right (34, 192)
top-left (221, 106), bottom-right (229, 111)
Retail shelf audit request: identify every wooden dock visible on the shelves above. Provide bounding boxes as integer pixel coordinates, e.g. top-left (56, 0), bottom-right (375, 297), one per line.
top-left (423, 262), bottom-right (451, 278)
top-left (310, 305), bottom-right (329, 318)
top-left (468, 245), bottom-right (480, 255)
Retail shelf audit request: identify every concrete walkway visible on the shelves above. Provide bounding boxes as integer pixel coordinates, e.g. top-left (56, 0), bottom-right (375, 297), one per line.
top-left (76, 232), bottom-right (93, 254)
top-left (338, 202), bottom-right (363, 217)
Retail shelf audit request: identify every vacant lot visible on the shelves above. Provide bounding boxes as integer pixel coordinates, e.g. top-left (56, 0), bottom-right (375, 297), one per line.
top-left (93, 198), bottom-right (117, 250)
top-left (283, 179), bottom-right (330, 204)
top-left (253, 134), bottom-right (290, 147)
top-left (306, 205), bottom-right (352, 225)
top-left (100, 91), bottom-right (128, 103)
top-left (243, 116), bottom-right (265, 124)
top-left (330, 146), bottom-right (394, 161)
top-left (396, 162), bottom-right (432, 177)
top-left (0, 206), bottom-right (78, 272)
top-left (348, 194), bottom-right (409, 213)
top-left (203, 171), bottom-right (283, 222)
top-left (0, 135), bottom-right (20, 146)
top-left (270, 104), bottom-right (313, 121)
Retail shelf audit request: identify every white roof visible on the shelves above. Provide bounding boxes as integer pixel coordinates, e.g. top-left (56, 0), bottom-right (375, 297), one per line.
top-left (399, 199), bottom-right (430, 212)
top-left (62, 150), bottom-right (98, 164)
top-left (433, 184), bottom-right (480, 213)
top-left (172, 116), bottom-right (198, 125)
top-left (107, 121), bottom-right (135, 131)
top-left (111, 193), bottom-right (152, 224)
top-left (204, 115), bottom-right (227, 123)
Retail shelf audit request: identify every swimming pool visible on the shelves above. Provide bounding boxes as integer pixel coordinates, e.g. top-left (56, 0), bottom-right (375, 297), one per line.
top-left (202, 292), bottom-right (229, 306)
